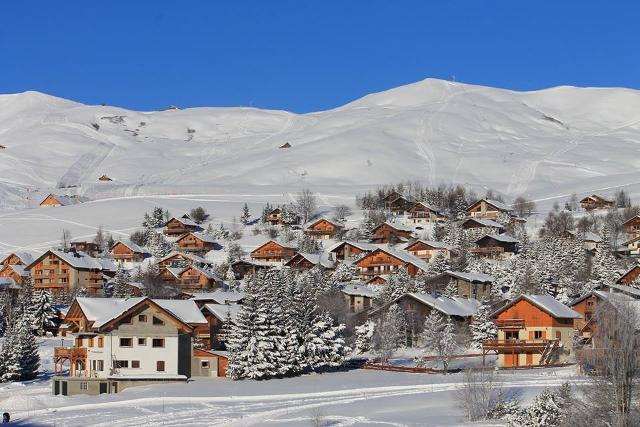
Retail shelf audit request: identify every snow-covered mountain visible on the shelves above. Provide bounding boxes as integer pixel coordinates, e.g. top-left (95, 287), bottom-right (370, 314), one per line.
top-left (2, 78), bottom-right (640, 209)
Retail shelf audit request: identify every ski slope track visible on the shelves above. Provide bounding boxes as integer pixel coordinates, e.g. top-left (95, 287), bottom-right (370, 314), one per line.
top-left (2, 79), bottom-right (640, 210)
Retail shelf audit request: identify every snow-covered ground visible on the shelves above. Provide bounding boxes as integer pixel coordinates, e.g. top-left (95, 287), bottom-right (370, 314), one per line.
top-left (1, 339), bottom-right (582, 427)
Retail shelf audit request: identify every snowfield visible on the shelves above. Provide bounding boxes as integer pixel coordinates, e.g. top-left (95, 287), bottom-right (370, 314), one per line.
top-left (0, 338), bottom-right (582, 427)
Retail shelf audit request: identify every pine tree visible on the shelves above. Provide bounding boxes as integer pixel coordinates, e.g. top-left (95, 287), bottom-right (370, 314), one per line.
top-left (372, 304), bottom-right (406, 362)
top-left (330, 262), bottom-right (359, 284)
top-left (225, 266), bottom-right (240, 291)
top-left (31, 290), bottom-right (58, 336)
top-left (508, 388), bottom-right (563, 427)
top-left (443, 279), bottom-right (458, 297)
top-left (592, 226), bottom-right (619, 284)
top-left (377, 268), bottom-right (410, 304)
top-left (148, 232), bottom-right (173, 259)
top-left (311, 312), bottom-right (349, 368)
top-left (240, 203), bottom-right (251, 225)
top-left (413, 270), bottom-right (431, 293)
top-left (0, 320), bottom-right (19, 382)
top-left (15, 313), bottom-right (39, 380)
top-left (428, 252), bottom-right (450, 278)
top-left (421, 310), bottom-right (457, 373)
top-left (470, 304), bottom-right (497, 348)
top-left (113, 266), bottom-right (132, 298)
top-left (354, 320), bottom-right (375, 353)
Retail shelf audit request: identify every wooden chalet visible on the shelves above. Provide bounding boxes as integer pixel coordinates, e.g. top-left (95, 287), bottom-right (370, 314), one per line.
top-left (27, 249), bottom-right (116, 297)
top-left (403, 240), bottom-right (452, 262)
top-left (426, 270), bottom-right (494, 300)
top-left (285, 252), bottom-right (337, 271)
top-left (163, 216), bottom-right (200, 236)
top-left (175, 232), bottom-right (217, 253)
top-left (161, 265), bottom-right (222, 293)
top-left (98, 175), bottom-right (112, 181)
top-left (369, 293), bottom-right (480, 346)
top-left (461, 217), bottom-right (505, 234)
top-left (370, 222), bottom-right (414, 244)
top-left (482, 295), bottom-right (580, 368)
top-left (157, 252), bottom-right (212, 270)
top-left (304, 218), bottom-right (344, 240)
top-left (1, 251), bottom-right (35, 267)
top-left (570, 290), bottom-right (610, 341)
top-left (265, 208), bottom-right (284, 225)
top-left (471, 234), bottom-right (519, 260)
top-left (579, 194), bottom-right (614, 211)
top-left (230, 259), bottom-right (271, 279)
top-left (354, 247), bottom-right (429, 279)
top-left (623, 215), bottom-right (640, 236)
top-left (383, 192), bottom-right (415, 214)
top-left (328, 241), bottom-right (377, 261)
top-left (110, 240), bottom-right (147, 263)
top-left (250, 240), bottom-right (297, 263)
top-left (619, 235), bottom-right (640, 257)
top-left (70, 241), bottom-right (100, 257)
top-left (200, 303), bottom-right (240, 350)
top-left (467, 199), bottom-right (512, 219)
top-left (39, 193), bottom-right (74, 208)
top-left (340, 283), bottom-right (377, 314)
top-left (190, 291), bottom-right (245, 308)
top-left (0, 263), bottom-right (29, 285)
top-left (616, 265), bottom-right (640, 286)
top-left (407, 202), bottom-right (446, 224)
top-left (365, 274), bottom-right (389, 285)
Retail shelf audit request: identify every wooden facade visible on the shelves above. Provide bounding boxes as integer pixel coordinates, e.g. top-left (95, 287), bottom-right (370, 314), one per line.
top-left (579, 194), bottom-right (614, 211)
top-left (403, 240), bottom-right (451, 262)
top-left (230, 260), bottom-right (270, 279)
top-left (70, 241), bottom-right (99, 257)
top-left (265, 208), bottom-right (283, 225)
top-left (164, 217), bottom-right (199, 236)
top-left (1, 252), bottom-right (33, 267)
top-left (617, 265), bottom-right (640, 285)
top-left (39, 194), bottom-right (68, 207)
top-left (175, 232), bottom-right (215, 253)
top-left (407, 202), bottom-right (445, 224)
top-left (383, 192), bottom-right (414, 214)
top-left (28, 251), bottom-right (105, 297)
top-left (0, 264), bottom-right (28, 285)
top-left (250, 241), bottom-right (297, 263)
top-left (329, 241), bottom-right (375, 261)
top-left (623, 215), bottom-right (640, 236)
top-left (111, 241), bottom-right (146, 263)
top-left (354, 248), bottom-right (426, 278)
top-left (468, 199), bottom-right (511, 219)
top-left (471, 235), bottom-right (518, 260)
top-left (304, 218), bottom-right (343, 240)
top-left (570, 291), bottom-right (609, 341)
top-left (163, 266), bottom-right (221, 293)
top-left (370, 223), bottom-right (413, 244)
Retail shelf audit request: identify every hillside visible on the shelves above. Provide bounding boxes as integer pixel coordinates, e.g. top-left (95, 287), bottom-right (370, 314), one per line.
top-left (2, 78), bottom-right (640, 209)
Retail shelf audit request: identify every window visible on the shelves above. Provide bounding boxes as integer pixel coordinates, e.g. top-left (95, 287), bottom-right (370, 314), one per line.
top-left (121, 316), bottom-right (132, 324)
top-left (153, 316), bottom-right (165, 326)
top-left (131, 360), bottom-right (140, 368)
top-left (138, 338), bottom-right (147, 346)
top-left (156, 361), bottom-right (165, 372)
top-left (88, 338), bottom-right (94, 347)
top-left (138, 315), bottom-right (147, 322)
top-left (96, 360), bottom-right (104, 371)
top-left (80, 382), bottom-right (88, 390)
top-left (152, 338), bottom-right (165, 348)
top-left (75, 337), bottom-right (83, 347)
top-left (201, 360), bottom-right (210, 369)
top-left (533, 331), bottom-right (544, 340)
top-left (114, 360), bottom-right (128, 369)
top-left (505, 331), bottom-right (519, 340)
top-left (98, 337), bottom-right (104, 348)
top-left (119, 338), bottom-right (133, 347)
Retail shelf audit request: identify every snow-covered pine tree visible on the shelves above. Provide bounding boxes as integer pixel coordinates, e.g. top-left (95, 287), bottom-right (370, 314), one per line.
top-left (507, 388), bottom-right (563, 427)
top-left (372, 303), bottom-right (406, 362)
top-left (297, 234), bottom-right (321, 254)
top-left (311, 312), bottom-right (349, 369)
top-left (428, 252), bottom-right (450, 278)
top-left (443, 279), bottom-right (458, 298)
top-left (354, 320), bottom-right (375, 354)
top-left (413, 270), bottom-right (431, 293)
top-left (592, 226), bottom-right (619, 284)
top-left (421, 310), bottom-right (457, 373)
top-left (15, 313), bottom-right (39, 380)
top-left (112, 265), bottom-right (132, 298)
top-left (470, 304), bottom-right (497, 348)
top-left (31, 290), bottom-right (58, 336)
top-left (148, 232), bottom-right (173, 259)
top-left (376, 268), bottom-right (410, 305)
top-left (330, 262), bottom-right (359, 284)
top-left (225, 265), bottom-right (240, 291)
top-left (358, 215), bottom-right (377, 242)
top-left (240, 203), bottom-right (251, 225)
top-left (17, 277), bottom-right (36, 331)
top-left (0, 320), bottom-right (18, 382)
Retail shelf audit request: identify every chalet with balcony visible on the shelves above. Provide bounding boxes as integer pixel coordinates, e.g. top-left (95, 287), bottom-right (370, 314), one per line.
top-left (403, 240), bottom-right (452, 262)
top-left (426, 270), bottom-right (494, 300)
top-left (354, 247), bottom-right (429, 279)
top-left (471, 234), bottom-right (519, 260)
top-left (163, 216), bottom-right (201, 236)
top-left (157, 252), bottom-right (212, 270)
top-left (383, 192), bottom-right (415, 214)
top-left (483, 295), bottom-right (581, 368)
top-left (27, 250), bottom-right (116, 298)
top-left (175, 232), bottom-right (217, 254)
top-left (467, 199), bottom-right (512, 219)
top-left (340, 283), bottom-right (377, 314)
top-left (110, 240), bottom-right (148, 264)
top-left (623, 215), bottom-right (640, 236)
top-left (580, 194), bottom-right (614, 211)
top-left (250, 240), bottom-right (297, 263)
top-left (619, 235), bottom-right (640, 257)
top-left (1, 251), bottom-right (35, 267)
top-left (407, 202), bottom-right (446, 224)
top-left (616, 265), bottom-right (640, 286)
top-left (370, 293), bottom-right (480, 346)
top-left (161, 265), bottom-right (222, 293)
top-left (461, 217), bottom-right (505, 235)
top-left (53, 297), bottom-right (211, 396)
top-left (284, 252), bottom-right (337, 271)
top-left (0, 263), bottom-right (29, 285)
top-left (265, 207), bottom-right (284, 225)
top-left (304, 218), bottom-right (344, 240)
top-left (370, 222), bottom-right (414, 244)
top-left (70, 241), bottom-right (100, 257)
top-left (230, 259), bottom-right (271, 279)
top-left (570, 290), bottom-right (610, 341)
top-left (328, 241), bottom-right (377, 261)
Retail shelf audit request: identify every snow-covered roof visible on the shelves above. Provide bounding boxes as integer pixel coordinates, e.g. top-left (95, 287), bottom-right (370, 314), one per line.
top-left (404, 239), bottom-right (453, 251)
top-left (201, 303), bottom-right (240, 322)
top-left (38, 193), bottom-right (75, 206)
top-left (254, 240), bottom-right (298, 250)
top-left (475, 234), bottom-right (519, 244)
top-left (340, 283), bottom-right (378, 298)
top-left (190, 290), bottom-right (245, 304)
top-left (305, 217), bottom-right (344, 230)
top-left (0, 251), bottom-right (35, 266)
top-left (570, 290), bottom-right (610, 307)
top-left (112, 239), bottom-right (145, 253)
top-left (6, 264), bottom-right (29, 277)
top-left (166, 216), bottom-right (199, 227)
top-left (623, 215), bottom-right (640, 226)
top-left (462, 218), bottom-right (504, 229)
top-left (604, 283), bottom-right (640, 299)
top-left (31, 250), bottom-right (108, 271)
top-left (469, 199), bottom-right (512, 212)
top-left (0, 278), bottom-right (20, 290)
top-left (166, 267), bottom-right (186, 278)
top-left (617, 266), bottom-right (640, 284)
top-left (154, 299), bottom-right (207, 324)
top-left (186, 264), bottom-right (221, 280)
top-left (363, 246), bottom-right (429, 272)
top-left (77, 297), bottom-right (147, 328)
top-left (510, 295), bottom-right (582, 319)
top-left (444, 270), bottom-right (494, 283)
top-left (403, 293), bottom-right (481, 317)
top-left (190, 232), bottom-right (217, 244)
top-left (328, 240), bottom-right (378, 253)
top-left (157, 251), bottom-right (212, 265)
top-left (288, 252), bottom-right (336, 269)
top-left (375, 221), bottom-right (415, 233)
top-left (411, 202), bottom-right (442, 213)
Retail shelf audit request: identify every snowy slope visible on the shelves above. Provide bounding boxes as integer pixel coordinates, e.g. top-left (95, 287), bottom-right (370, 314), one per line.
top-left (2, 78), bottom-right (640, 210)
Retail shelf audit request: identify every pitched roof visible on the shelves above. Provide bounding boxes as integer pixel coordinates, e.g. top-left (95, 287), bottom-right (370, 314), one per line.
top-left (251, 239), bottom-right (298, 252)
top-left (154, 299), bottom-right (207, 324)
top-left (38, 193), bottom-right (75, 206)
top-left (617, 265), bottom-right (640, 284)
top-left (469, 199), bottom-right (512, 212)
top-left (373, 222), bottom-right (415, 233)
top-left (0, 251), bottom-right (35, 266)
top-left (356, 246), bottom-right (429, 272)
top-left (6, 264), bottom-right (29, 277)
top-left (111, 239), bottom-right (145, 254)
top-left (190, 232), bottom-right (217, 244)
top-left (409, 201), bottom-right (442, 213)
top-left (400, 293), bottom-right (481, 317)
top-left (328, 240), bottom-right (379, 253)
top-left (201, 303), bottom-right (240, 322)
top-left (190, 291), bottom-right (245, 304)
top-left (156, 251), bottom-right (212, 265)
top-left (0, 278), bottom-right (21, 290)
top-left (603, 283), bottom-right (640, 299)
top-left (340, 283), bottom-right (379, 298)
top-left (623, 215), bottom-right (640, 226)
top-left (28, 250), bottom-right (107, 271)
top-left (286, 252), bottom-right (336, 269)
top-left (444, 270), bottom-right (494, 283)
top-left (475, 234), bottom-right (520, 244)
top-left (77, 297), bottom-right (147, 327)
top-left (183, 264), bottom-right (221, 280)
top-left (305, 217), bottom-right (344, 230)
top-left (166, 216), bottom-right (199, 227)
top-left (462, 218), bottom-right (505, 229)
top-left (580, 194), bottom-right (613, 203)
top-left (570, 290), bottom-right (610, 307)
top-left (403, 240), bottom-right (453, 251)
top-left (496, 295), bottom-right (581, 319)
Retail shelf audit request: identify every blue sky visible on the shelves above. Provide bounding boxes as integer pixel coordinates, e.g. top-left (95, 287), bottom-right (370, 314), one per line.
top-left (1, 1), bottom-right (638, 113)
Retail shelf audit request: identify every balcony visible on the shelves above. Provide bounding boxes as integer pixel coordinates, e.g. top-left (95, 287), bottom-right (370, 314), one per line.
top-left (496, 319), bottom-right (525, 329)
top-left (54, 346), bottom-right (87, 360)
top-left (482, 339), bottom-right (558, 352)
top-left (470, 247), bottom-right (505, 254)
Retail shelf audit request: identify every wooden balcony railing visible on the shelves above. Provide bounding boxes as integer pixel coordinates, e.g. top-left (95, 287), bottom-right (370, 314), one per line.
top-left (470, 247), bottom-right (505, 254)
top-left (496, 319), bottom-right (525, 329)
top-left (54, 346), bottom-right (87, 360)
top-left (482, 339), bottom-right (558, 351)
